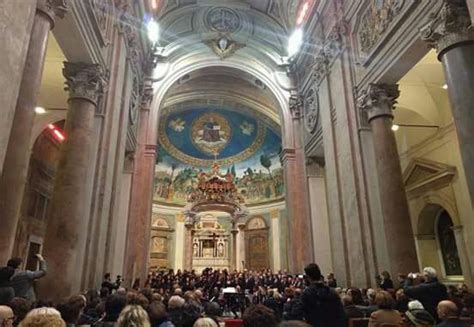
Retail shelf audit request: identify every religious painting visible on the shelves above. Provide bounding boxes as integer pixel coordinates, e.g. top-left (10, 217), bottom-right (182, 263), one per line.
top-left (246, 231), bottom-right (269, 270)
top-left (437, 211), bottom-right (462, 276)
top-left (154, 106), bottom-right (284, 206)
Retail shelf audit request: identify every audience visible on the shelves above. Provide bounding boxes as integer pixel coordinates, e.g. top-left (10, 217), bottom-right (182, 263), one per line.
top-left (117, 305), bottom-right (151, 327)
top-left (436, 300), bottom-right (471, 327)
top-left (368, 290), bottom-right (403, 327)
top-left (0, 259), bottom-right (473, 327)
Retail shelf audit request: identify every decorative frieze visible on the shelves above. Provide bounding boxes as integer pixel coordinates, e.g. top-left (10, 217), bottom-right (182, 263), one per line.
top-left (358, 0), bottom-right (405, 54)
top-left (420, 0), bottom-right (474, 56)
top-left (357, 83), bottom-right (399, 123)
top-left (63, 62), bottom-right (107, 105)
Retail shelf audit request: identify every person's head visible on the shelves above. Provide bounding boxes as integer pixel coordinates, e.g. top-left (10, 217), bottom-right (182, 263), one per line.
top-left (193, 317), bottom-right (218, 327)
top-left (168, 295), bottom-right (185, 310)
top-left (381, 271), bottom-right (391, 280)
top-left (408, 300), bottom-right (424, 311)
top-left (243, 304), bottom-right (278, 327)
top-left (405, 309), bottom-right (436, 326)
top-left (341, 295), bottom-right (353, 307)
top-left (347, 288), bottom-right (364, 305)
top-left (6, 258), bottom-right (22, 270)
top-left (278, 321), bottom-right (311, 327)
top-left (104, 273), bottom-right (111, 281)
top-left (147, 301), bottom-right (168, 325)
top-left (99, 287), bottom-right (110, 298)
top-left (126, 291), bottom-right (149, 309)
top-left (18, 307), bottom-right (65, 327)
top-left (303, 263), bottom-right (322, 282)
top-left (0, 306), bottom-right (15, 327)
top-left (8, 298), bottom-right (31, 324)
top-left (422, 267), bottom-right (437, 282)
top-left (104, 294), bottom-right (127, 322)
top-left (117, 305), bottom-right (150, 327)
top-left (57, 295), bottom-right (86, 324)
top-left (437, 300), bottom-right (459, 320)
top-left (204, 302), bottom-right (221, 318)
top-left (374, 290), bottom-right (395, 310)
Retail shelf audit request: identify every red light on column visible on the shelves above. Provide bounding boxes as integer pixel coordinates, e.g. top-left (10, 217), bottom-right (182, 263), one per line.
top-left (53, 129), bottom-right (65, 142)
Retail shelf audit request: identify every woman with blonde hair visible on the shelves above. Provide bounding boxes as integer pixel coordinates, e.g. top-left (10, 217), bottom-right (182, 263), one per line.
top-left (193, 317), bottom-right (218, 327)
top-left (19, 307), bottom-right (66, 327)
top-left (117, 305), bottom-right (151, 327)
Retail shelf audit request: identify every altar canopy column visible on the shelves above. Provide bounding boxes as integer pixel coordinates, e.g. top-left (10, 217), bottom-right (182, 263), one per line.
top-left (421, 0), bottom-right (474, 207)
top-left (0, 0), bottom-right (66, 263)
top-left (281, 95), bottom-right (313, 273)
top-left (123, 86), bottom-right (157, 286)
top-left (358, 83), bottom-right (418, 277)
top-left (38, 62), bottom-right (106, 300)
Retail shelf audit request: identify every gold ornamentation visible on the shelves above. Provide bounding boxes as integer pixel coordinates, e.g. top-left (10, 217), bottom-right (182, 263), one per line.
top-left (191, 113), bottom-right (231, 156)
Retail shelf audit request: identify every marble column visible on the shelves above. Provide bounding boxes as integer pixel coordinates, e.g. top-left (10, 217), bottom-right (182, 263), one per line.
top-left (0, 0), bottom-right (66, 264)
top-left (231, 223), bottom-right (238, 271)
top-left (358, 83), bottom-right (418, 276)
top-left (174, 213), bottom-right (185, 271)
top-left (281, 95), bottom-right (313, 273)
top-left (38, 62), bottom-right (106, 300)
top-left (123, 93), bottom-right (157, 287)
top-left (184, 221), bottom-right (194, 271)
top-left (270, 210), bottom-right (281, 272)
top-left (237, 223), bottom-right (245, 270)
top-left (421, 1), bottom-right (474, 207)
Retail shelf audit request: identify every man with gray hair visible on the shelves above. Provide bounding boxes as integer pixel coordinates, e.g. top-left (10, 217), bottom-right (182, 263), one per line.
top-left (404, 267), bottom-right (447, 322)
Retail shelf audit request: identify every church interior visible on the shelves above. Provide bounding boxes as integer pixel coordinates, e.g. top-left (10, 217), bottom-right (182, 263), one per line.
top-left (1, 0), bottom-right (474, 324)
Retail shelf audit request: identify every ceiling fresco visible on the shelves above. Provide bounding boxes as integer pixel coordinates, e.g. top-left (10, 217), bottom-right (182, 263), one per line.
top-left (154, 106), bottom-right (284, 206)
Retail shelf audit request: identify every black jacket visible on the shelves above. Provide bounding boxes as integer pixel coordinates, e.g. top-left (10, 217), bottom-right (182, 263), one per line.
top-left (404, 278), bottom-right (447, 320)
top-left (301, 282), bottom-right (346, 327)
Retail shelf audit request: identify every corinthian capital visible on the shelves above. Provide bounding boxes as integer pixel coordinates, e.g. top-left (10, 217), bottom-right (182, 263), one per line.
top-left (420, 0), bottom-right (474, 56)
top-left (63, 62), bottom-right (107, 105)
top-left (37, 0), bottom-right (68, 25)
top-left (357, 84), bottom-right (400, 123)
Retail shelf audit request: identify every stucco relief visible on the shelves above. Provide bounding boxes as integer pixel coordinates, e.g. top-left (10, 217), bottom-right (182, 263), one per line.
top-left (357, 0), bottom-right (405, 54)
top-left (206, 7), bottom-right (241, 33)
top-left (304, 88), bottom-right (320, 134)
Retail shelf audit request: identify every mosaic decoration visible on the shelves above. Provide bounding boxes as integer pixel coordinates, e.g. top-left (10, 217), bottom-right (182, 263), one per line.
top-left (155, 107), bottom-right (284, 206)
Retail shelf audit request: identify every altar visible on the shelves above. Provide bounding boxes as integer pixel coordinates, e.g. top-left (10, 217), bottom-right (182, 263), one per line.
top-left (191, 214), bottom-right (231, 271)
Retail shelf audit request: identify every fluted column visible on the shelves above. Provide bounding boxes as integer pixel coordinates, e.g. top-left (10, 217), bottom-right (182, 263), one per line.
top-left (358, 84), bottom-right (418, 276)
top-left (230, 222), bottom-right (238, 271)
top-left (421, 0), bottom-right (474, 207)
top-left (281, 93), bottom-right (313, 273)
top-left (0, 0), bottom-right (66, 264)
top-left (38, 62), bottom-right (106, 300)
top-left (123, 86), bottom-right (157, 287)
top-left (237, 223), bottom-right (245, 270)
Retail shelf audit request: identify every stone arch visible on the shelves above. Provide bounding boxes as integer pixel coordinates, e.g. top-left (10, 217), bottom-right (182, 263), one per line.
top-left (148, 55), bottom-right (294, 149)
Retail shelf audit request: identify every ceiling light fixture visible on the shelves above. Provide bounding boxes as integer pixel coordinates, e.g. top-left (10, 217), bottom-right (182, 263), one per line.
top-left (296, 1), bottom-right (310, 26)
top-left (288, 28), bottom-right (303, 58)
top-left (392, 124), bottom-right (400, 131)
top-left (35, 106), bottom-right (46, 114)
top-left (146, 19), bottom-right (160, 44)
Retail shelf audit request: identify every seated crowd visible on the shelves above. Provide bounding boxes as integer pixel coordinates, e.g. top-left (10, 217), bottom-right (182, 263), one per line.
top-left (0, 256), bottom-right (473, 327)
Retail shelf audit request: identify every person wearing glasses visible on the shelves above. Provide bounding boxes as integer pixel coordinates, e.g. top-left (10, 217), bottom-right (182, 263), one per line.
top-left (0, 305), bottom-right (15, 327)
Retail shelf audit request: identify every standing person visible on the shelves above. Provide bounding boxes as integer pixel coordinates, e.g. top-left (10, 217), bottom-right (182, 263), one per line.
top-left (0, 267), bottom-right (15, 305)
top-left (326, 273), bottom-right (337, 288)
top-left (101, 273), bottom-right (115, 294)
top-left (8, 254), bottom-right (46, 301)
top-left (300, 263), bottom-right (346, 327)
top-left (377, 271), bottom-right (394, 290)
top-left (404, 267), bottom-right (448, 321)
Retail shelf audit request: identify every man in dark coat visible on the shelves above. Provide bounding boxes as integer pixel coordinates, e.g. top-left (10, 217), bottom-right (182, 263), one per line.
top-left (300, 263), bottom-right (346, 327)
top-left (403, 267), bottom-right (448, 321)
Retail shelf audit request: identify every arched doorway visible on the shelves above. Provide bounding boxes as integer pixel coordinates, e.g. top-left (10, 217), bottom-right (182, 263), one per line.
top-left (417, 204), bottom-right (463, 280)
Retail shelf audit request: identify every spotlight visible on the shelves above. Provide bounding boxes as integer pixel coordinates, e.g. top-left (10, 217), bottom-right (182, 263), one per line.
top-left (288, 28), bottom-right (303, 58)
top-left (35, 106), bottom-right (46, 114)
top-left (392, 124), bottom-right (400, 131)
top-left (147, 19), bottom-right (159, 44)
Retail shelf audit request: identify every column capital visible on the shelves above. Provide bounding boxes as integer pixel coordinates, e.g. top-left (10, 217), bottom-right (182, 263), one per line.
top-left (63, 62), bottom-right (107, 105)
top-left (37, 0), bottom-right (68, 27)
top-left (421, 0), bottom-right (474, 58)
top-left (289, 90), bottom-right (303, 120)
top-left (357, 83), bottom-right (400, 123)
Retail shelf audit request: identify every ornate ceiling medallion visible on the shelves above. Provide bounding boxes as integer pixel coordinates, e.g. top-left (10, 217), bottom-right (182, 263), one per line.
top-left (206, 7), bottom-right (241, 33)
top-left (191, 112), bottom-right (231, 157)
